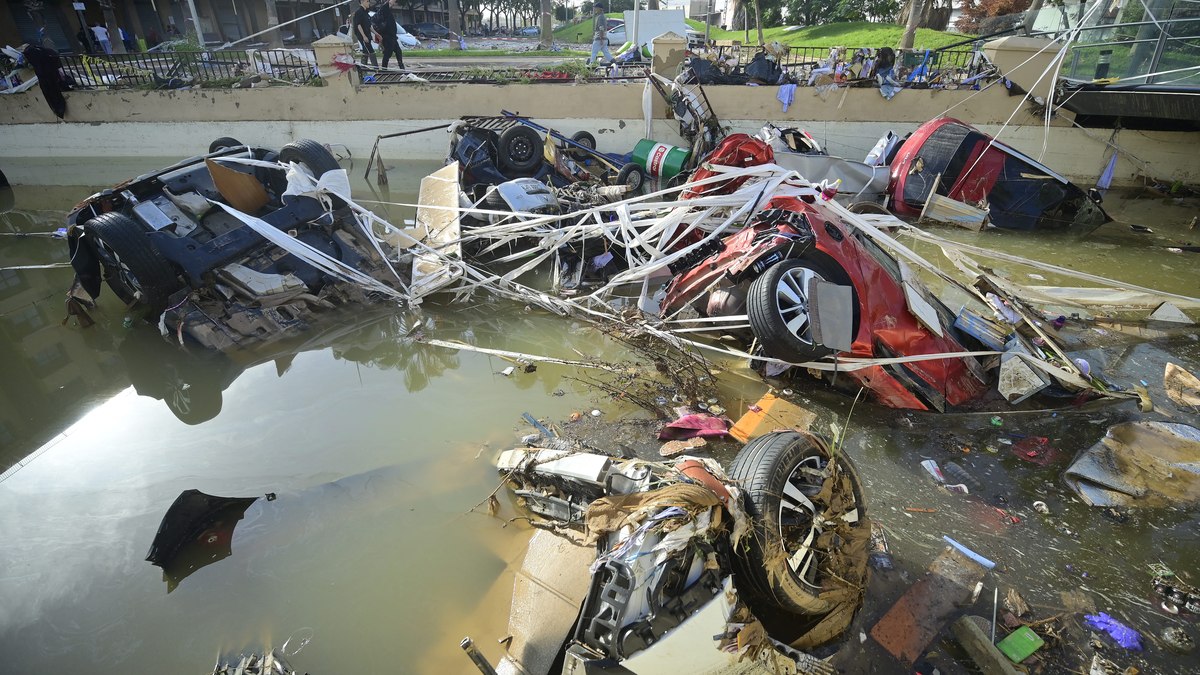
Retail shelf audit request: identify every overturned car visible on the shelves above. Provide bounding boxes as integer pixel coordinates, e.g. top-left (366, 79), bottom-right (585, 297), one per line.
top-left (473, 431), bottom-right (868, 674)
top-left (66, 138), bottom-right (456, 351)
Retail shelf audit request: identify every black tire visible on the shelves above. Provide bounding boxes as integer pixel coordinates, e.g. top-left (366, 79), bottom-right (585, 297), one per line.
top-left (497, 126), bottom-right (542, 174)
top-left (484, 188), bottom-right (509, 211)
top-left (208, 137), bottom-right (243, 154)
top-left (747, 257), bottom-right (849, 361)
top-left (84, 212), bottom-right (181, 312)
top-left (279, 139), bottom-right (344, 206)
top-left (847, 201), bottom-right (889, 215)
top-left (568, 130), bottom-right (597, 160)
top-left (279, 139), bottom-right (341, 178)
top-left (616, 163), bottom-right (645, 192)
top-left (728, 431), bottom-right (861, 616)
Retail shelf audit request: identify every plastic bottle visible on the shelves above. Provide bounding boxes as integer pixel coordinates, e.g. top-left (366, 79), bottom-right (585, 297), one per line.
top-left (942, 461), bottom-right (981, 490)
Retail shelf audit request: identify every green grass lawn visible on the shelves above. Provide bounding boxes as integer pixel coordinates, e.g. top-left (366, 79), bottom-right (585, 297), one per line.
top-left (553, 14), bottom-right (615, 43)
top-left (554, 15), bottom-right (966, 51)
top-left (688, 20), bottom-right (968, 50)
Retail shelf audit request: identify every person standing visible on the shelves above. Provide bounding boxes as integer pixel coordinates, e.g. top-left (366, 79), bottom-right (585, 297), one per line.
top-left (372, 0), bottom-right (404, 70)
top-left (91, 23), bottom-right (113, 54)
top-left (352, 0), bottom-right (378, 70)
top-left (77, 26), bottom-right (94, 54)
top-left (587, 4), bottom-right (612, 67)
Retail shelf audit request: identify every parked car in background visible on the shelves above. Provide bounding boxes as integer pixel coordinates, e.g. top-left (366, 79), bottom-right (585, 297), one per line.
top-left (686, 28), bottom-right (706, 48)
top-left (410, 22), bottom-right (450, 39)
top-left (516, 26), bottom-right (540, 37)
top-left (336, 20), bottom-right (422, 49)
top-left (606, 23), bottom-right (625, 46)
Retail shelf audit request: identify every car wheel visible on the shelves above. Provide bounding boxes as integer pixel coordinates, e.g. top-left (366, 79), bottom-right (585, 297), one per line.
top-left (728, 431), bottom-right (864, 616)
top-left (497, 126), bottom-right (543, 174)
top-left (847, 201), bottom-right (889, 215)
top-left (208, 137), bottom-right (244, 154)
top-left (747, 257), bottom-right (850, 361)
top-left (279, 139), bottom-right (344, 206)
top-left (84, 212), bottom-right (181, 312)
top-left (568, 131), bottom-right (597, 160)
top-left (616, 163), bottom-right (645, 192)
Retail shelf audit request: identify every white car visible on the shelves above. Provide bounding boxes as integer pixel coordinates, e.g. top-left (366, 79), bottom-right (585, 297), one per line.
top-left (336, 19), bottom-right (422, 50)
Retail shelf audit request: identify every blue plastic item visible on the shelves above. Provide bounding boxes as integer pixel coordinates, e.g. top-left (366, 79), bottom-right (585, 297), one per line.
top-left (942, 535), bottom-right (996, 569)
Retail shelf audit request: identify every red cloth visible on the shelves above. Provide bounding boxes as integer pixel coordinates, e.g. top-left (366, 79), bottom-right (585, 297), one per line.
top-left (658, 414), bottom-right (730, 440)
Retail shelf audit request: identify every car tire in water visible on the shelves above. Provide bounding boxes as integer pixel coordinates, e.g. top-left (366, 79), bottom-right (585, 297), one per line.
top-left (497, 126), bottom-right (543, 174)
top-left (208, 137), bottom-right (244, 154)
top-left (84, 212), bottom-right (181, 312)
top-left (279, 139), bottom-right (344, 206)
top-left (617, 163), bottom-right (645, 192)
top-left (568, 130), bottom-right (597, 160)
top-left (727, 431), bottom-right (862, 616)
top-left (747, 257), bottom-right (850, 361)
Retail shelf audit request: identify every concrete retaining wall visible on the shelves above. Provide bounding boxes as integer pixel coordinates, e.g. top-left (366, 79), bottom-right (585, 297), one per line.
top-left (1, 37), bottom-right (1195, 188)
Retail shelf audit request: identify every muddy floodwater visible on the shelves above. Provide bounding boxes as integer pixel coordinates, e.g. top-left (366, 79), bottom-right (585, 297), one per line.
top-left (1, 157), bottom-right (1198, 674)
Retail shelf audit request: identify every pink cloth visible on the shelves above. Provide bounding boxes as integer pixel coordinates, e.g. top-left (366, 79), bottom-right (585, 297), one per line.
top-left (658, 414), bottom-right (730, 440)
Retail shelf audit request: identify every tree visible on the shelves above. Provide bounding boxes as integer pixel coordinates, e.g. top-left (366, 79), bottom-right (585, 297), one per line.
top-left (955, 0), bottom-right (1032, 34)
top-left (447, 0), bottom-right (463, 48)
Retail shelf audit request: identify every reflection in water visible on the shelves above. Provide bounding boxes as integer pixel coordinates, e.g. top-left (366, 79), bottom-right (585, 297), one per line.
top-left (145, 489), bottom-right (261, 592)
top-left (117, 309), bottom-right (471, 424)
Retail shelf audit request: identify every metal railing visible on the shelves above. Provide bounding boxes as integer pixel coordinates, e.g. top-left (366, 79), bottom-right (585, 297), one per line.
top-left (368, 63), bottom-right (649, 85)
top-left (59, 49), bottom-right (319, 90)
top-left (705, 44), bottom-right (984, 85)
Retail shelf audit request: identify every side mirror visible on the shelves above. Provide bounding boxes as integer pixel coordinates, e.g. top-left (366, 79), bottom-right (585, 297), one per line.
top-left (1088, 187), bottom-right (1103, 204)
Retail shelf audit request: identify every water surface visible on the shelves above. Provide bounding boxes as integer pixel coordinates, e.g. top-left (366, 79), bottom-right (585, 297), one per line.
top-left (1, 157), bottom-right (1197, 674)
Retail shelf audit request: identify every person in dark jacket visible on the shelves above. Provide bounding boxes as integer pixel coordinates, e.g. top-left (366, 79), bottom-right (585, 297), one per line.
top-left (77, 27), bottom-right (94, 53)
top-left (372, 0), bottom-right (404, 70)
top-left (21, 43), bottom-right (68, 119)
top-left (351, 0), bottom-right (377, 70)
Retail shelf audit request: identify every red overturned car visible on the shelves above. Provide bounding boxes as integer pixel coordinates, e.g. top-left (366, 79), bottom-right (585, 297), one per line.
top-left (888, 117), bottom-right (1109, 233)
top-left (661, 134), bottom-right (989, 412)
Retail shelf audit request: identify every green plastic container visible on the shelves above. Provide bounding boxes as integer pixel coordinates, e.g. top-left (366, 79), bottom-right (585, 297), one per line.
top-left (997, 625), bottom-right (1044, 663)
top-left (631, 139), bottom-right (690, 179)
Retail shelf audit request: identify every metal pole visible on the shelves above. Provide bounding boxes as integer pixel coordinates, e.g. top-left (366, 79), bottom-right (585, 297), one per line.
top-left (704, 0), bottom-right (712, 45)
top-left (632, 1), bottom-right (640, 49)
top-left (184, 0), bottom-right (204, 46)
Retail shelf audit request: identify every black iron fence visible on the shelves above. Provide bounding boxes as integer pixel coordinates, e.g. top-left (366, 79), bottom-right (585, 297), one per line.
top-left (59, 50), bottom-right (319, 90)
top-left (709, 44), bottom-right (983, 83)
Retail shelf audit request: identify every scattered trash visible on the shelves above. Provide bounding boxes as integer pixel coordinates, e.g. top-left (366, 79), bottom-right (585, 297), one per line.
top-left (868, 521), bottom-right (894, 570)
top-left (589, 409), bottom-right (601, 417)
top-left (942, 461), bottom-right (981, 491)
top-left (997, 625), bottom-right (1045, 663)
top-left (952, 615), bottom-right (1022, 675)
top-left (729, 391), bottom-right (819, 442)
top-left (658, 436), bottom-right (707, 458)
top-left (500, 366), bottom-right (516, 376)
top-left (1003, 588), bottom-right (1030, 617)
top-left (870, 539), bottom-right (994, 664)
top-left (657, 413), bottom-right (729, 440)
top-left (1064, 422), bottom-right (1200, 507)
top-left (1032, 500), bottom-right (1050, 514)
top-left (1088, 653), bottom-right (1119, 675)
top-left (1160, 626), bottom-right (1195, 654)
top-left (1010, 436), bottom-right (1060, 466)
top-left (1151, 562), bottom-right (1200, 614)
top-left (991, 416), bottom-right (1004, 427)
top-left (1084, 612), bottom-right (1143, 651)
top-left (921, 459), bottom-right (946, 483)
top-left (905, 507), bottom-right (937, 513)
top-left (1164, 362), bottom-right (1200, 410)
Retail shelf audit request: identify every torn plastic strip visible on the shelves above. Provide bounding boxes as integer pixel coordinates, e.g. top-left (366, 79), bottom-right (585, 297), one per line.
top-left (212, 202), bottom-right (406, 301)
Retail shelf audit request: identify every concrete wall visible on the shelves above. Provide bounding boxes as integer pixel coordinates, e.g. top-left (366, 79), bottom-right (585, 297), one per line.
top-left (1, 41), bottom-right (1196, 188)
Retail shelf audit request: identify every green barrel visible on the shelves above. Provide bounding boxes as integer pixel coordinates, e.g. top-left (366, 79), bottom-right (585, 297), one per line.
top-left (632, 139), bottom-right (690, 179)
